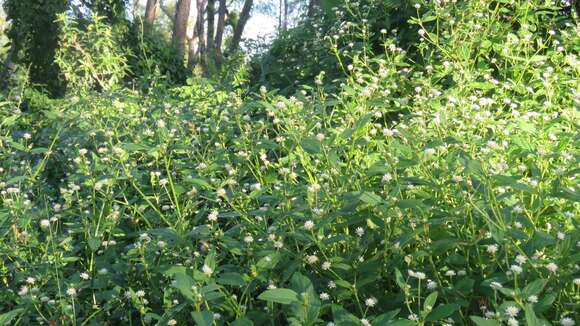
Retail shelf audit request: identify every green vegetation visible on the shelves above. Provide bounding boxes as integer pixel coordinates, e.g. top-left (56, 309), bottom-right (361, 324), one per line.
top-left (0, 0), bottom-right (579, 325)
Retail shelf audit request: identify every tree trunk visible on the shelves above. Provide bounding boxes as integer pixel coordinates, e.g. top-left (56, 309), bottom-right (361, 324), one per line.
top-left (0, 42), bottom-right (17, 90)
top-left (283, 0), bottom-right (288, 30)
top-left (307, 0), bottom-right (321, 16)
top-left (144, 0), bottom-right (159, 28)
top-left (194, 0), bottom-right (208, 67)
top-left (214, 0), bottom-right (226, 65)
top-left (229, 0), bottom-right (253, 52)
top-left (187, 36), bottom-right (199, 69)
top-left (278, 0), bottom-right (282, 30)
top-left (173, 0), bottom-right (192, 58)
top-left (206, 0), bottom-right (215, 58)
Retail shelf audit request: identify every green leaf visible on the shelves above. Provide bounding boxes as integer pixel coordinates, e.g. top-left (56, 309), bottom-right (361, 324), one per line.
top-left (335, 279), bottom-right (352, 288)
top-left (397, 199), bottom-right (426, 210)
top-left (290, 272), bottom-right (321, 324)
top-left (0, 115), bottom-right (19, 127)
top-left (190, 178), bottom-right (212, 189)
top-left (552, 187), bottom-right (580, 202)
top-left (122, 143), bottom-right (151, 152)
top-left (394, 268), bottom-right (407, 290)
top-left (372, 309), bottom-right (400, 325)
top-left (535, 292), bottom-right (557, 313)
top-left (421, 15), bottom-right (437, 22)
top-left (8, 141), bottom-right (26, 151)
top-left (352, 113), bottom-right (372, 132)
top-left (0, 308), bottom-right (25, 325)
top-left (366, 161), bottom-right (389, 177)
top-left (423, 291), bottom-right (438, 312)
top-left (470, 316), bottom-right (501, 326)
top-left (31, 147), bottom-right (49, 154)
top-left (359, 191), bottom-right (382, 206)
top-left (455, 277), bottom-right (475, 295)
top-left (173, 272), bottom-right (195, 302)
top-left (331, 305), bottom-right (360, 326)
top-left (257, 288), bottom-right (299, 304)
top-left (191, 311), bottom-right (213, 326)
top-left (426, 304), bottom-right (460, 321)
top-left (217, 272), bottom-right (246, 286)
top-left (459, 154), bottom-right (485, 176)
top-left (387, 320), bottom-right (416, 326)
top-left (256, 253), bottom-right (280, 269)
top-left (231, 318), bottom-right (254, 326)
top-left (87, 237), bottom-right (101, 252)
top-left (300, 138), bottom-right (322, 154)
top-left (524, 304), bottom-right (542, 326)
top-left (492, 175), bottom-right (534, 193)
top-left (522, 279), bottom-right (548, 297)
top-left (204, 250), bottom-right (216, 270)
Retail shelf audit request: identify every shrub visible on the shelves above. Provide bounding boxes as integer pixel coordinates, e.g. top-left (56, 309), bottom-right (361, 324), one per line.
top-left (251, 0), bottom-right (418, 93)
top-left (124, 22), bottom-right (190, 89)
top-left (55, 14), bottom-right (130, 93)
top-left (0, 0), bottom-right (578, 325)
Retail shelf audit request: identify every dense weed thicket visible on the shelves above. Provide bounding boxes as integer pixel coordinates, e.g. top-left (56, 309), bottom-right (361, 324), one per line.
top-left (1, 0), bottom-right (579, 325)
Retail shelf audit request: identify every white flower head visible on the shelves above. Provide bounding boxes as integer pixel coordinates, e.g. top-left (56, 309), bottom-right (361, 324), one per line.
top-left (207, 210), bottom-right (219, 222)
top-left (486, 244), bottom-right (499, 254)
top-left (306, 255), bottom-right (319, 265)
top-left (546, 262), bottom-right (558, 273)
top-left (408, 270), bottom-right (426, 280)
top-left (560, 317), bottom-right (576, 326)
top-left (364, 297), bottom-right (377, 307)
top-left (66, 288), bottom-right (77, 297)
top-left (304, 220), bottom-right (315, 231)
top-left (40, 219), bottom-right (50, 229)
top-left (510, 265), bottom-right (523, 275)
top-left (202, 264), bottom-right (213, 276)
top-left (505, 306), bottom-right (520, 318)
top-left (424, 148), bottom-right (436, 156)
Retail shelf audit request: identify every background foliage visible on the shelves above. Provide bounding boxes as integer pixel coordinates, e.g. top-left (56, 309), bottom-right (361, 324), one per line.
top-left (0, 0), bottom-right (579, 325)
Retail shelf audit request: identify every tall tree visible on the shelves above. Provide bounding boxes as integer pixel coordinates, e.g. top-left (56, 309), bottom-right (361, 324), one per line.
top-left (173, 0), bottom-right (192, 57)
top-left (214, 0), bottom-right (226, 64)
top-left (187, 36), bottom-right (198, 68)
top-left (206, 0), bottom-right (215, 57)
top-left (229, 0), bottom-right (253, 52)
top-left (191, 0), bottom-right (207, 68)
top-left (3, 0), bottom-right (69, 95)
top-left (144, 0), bottom-right (159, 28)
top-left (278, 0), bottom-right (282, 30)
top-left (283, 0), bottom-right (288, 30)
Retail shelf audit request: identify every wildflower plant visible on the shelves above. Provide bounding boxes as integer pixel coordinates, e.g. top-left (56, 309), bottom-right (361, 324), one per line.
top-left (0, 0), bottom-right (579, 325)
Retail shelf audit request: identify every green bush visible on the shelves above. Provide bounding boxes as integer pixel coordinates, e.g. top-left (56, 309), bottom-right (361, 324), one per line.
top-left (2, 0), bottom-right (69, 96)
top-left (124, 22), bottom-right (190, 89)
top-left (0, 0), bottom-right (578, 325)
top-left (55, 14), bottom-right (130, 93)
top-left (251, 0), bottom-right (417, 94)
